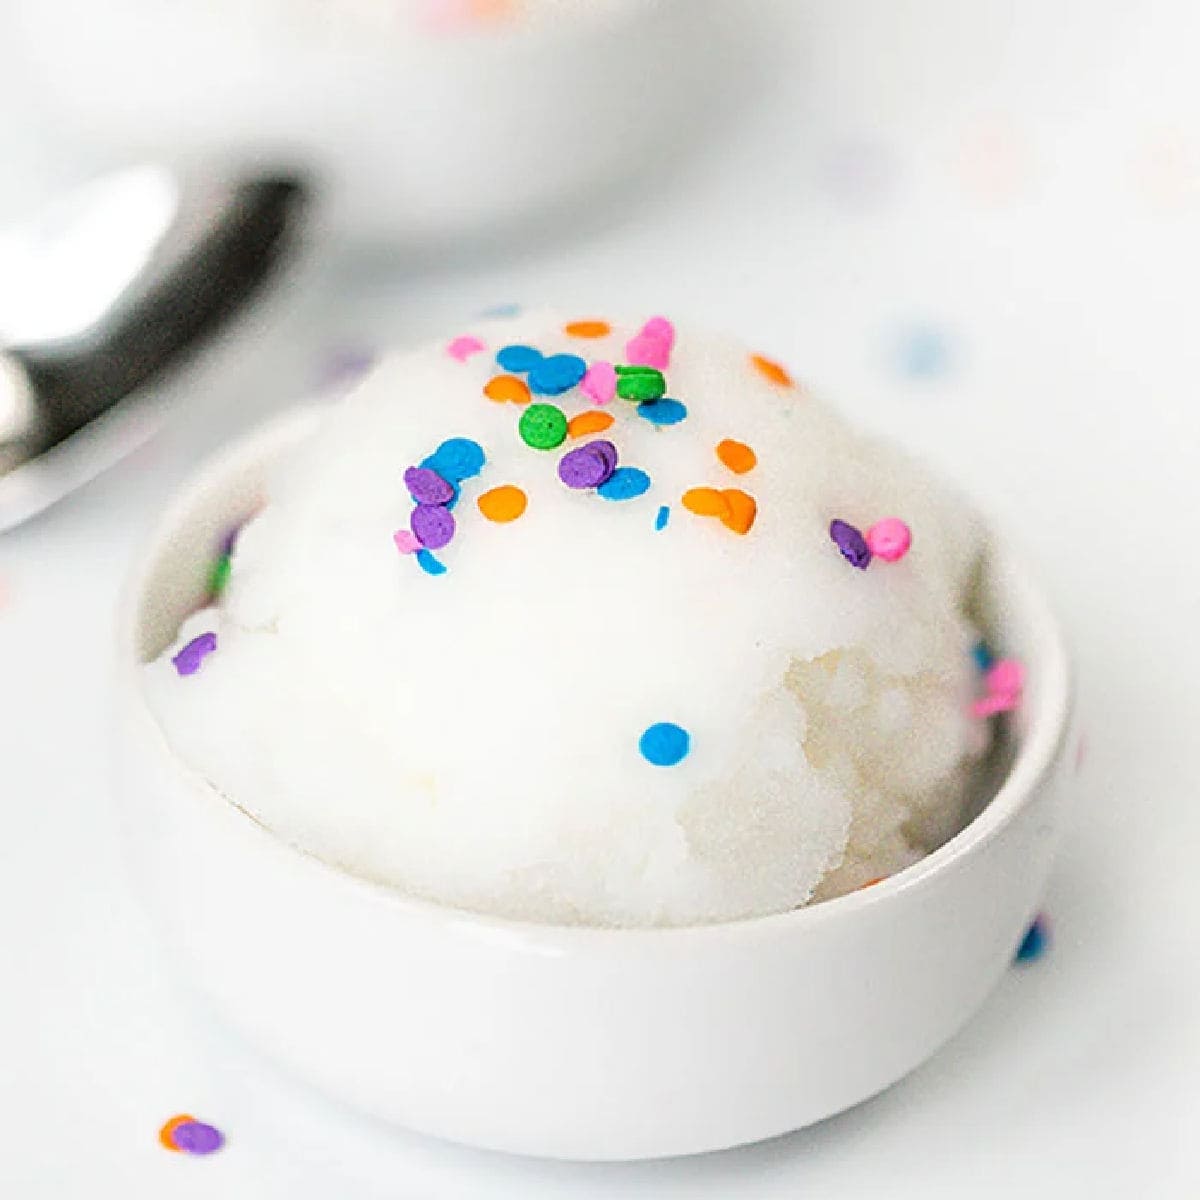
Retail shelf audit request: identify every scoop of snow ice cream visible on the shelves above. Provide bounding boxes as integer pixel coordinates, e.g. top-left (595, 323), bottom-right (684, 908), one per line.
top-left (144, 311), bottom-right (989, 927)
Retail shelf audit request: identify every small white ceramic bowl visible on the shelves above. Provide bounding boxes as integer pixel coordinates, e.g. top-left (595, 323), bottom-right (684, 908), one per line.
top-left (115, 406), bottom-right (1074, 1161)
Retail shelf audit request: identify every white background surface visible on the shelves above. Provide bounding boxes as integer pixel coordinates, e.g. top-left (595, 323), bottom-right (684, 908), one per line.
top-left (1, 1), bottom-right (1198, 1195)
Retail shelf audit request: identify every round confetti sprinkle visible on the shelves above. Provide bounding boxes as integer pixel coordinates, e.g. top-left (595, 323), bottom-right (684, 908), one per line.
top-left (830, 519), bottom-right (871, 569)
top-left (477, 485), bottom-right (527, 523)
top-left (529, 353), bottom-right (588, 396)
top-left (719, 489), bottom-right (757, 535)
top-left (564, 319), bottom-right (611, 338)
top-left (750, 353), bottom-right (794, 388)
top-left (558, 440), bottom-right (618, 489)
top-left (567, 410), bottom-right (615, 438)
top-left (615, 365), bottom-right (666, 402)
top-left (1015, 914), bottom-right (1049, 963)
top-left (636, 398), bottom-right (688, 426)
top-left (716, 438), bottom-right (757, 474)
top-left (411, 504), bottom-right (456, 550)
top-left (682, 487), bottom-right (730, 518)
top-left (597, 466), bottom-right (650, 502)
top-left (393, 529), bottom-right (421, 554)
top-left (169, 1120), bottom-right (225, 1156)
top-left (416, 549), bottom-right (447, 576)
top-left (865, 517), bottom-right (912, 562)
top-left (519, 403), bottom-right (569, 450)
top-left (172, 632), bottom-right (217, 677)
top-left (208, 554), bottom-right (232, 598)
top-left (655, 505), bottom-right (670, 531)
top-left (403, 466), bottom-right (455, 506)
top-left (446, 335), bottom-right (485, 362)
top-left (496, 344), bottom-right (543, 373)
top-left (159, 1114), bottom-right (195, 1152)
top-left (986, 659), bottom-right (1025, 700)
top-left (581, 361), bottom-right (616, 404)
top-left (639, 722), bottom-right (690, 767)
top-left (972, 640), bottom-right (995, 672)
top-left (484, 374), bottom-right (532, 405)
top-left (422, 437), bottom-right (485, 482)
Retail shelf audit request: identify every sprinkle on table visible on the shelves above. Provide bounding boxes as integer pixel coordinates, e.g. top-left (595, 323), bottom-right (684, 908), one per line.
top-left (716, 438), bottom-right (757, 474)
top-left (971, 658), bottom-right (1025, 718)
top-left (421, 438), bottom-right (485, 483)
top-left (393, 529), bottom-right (421, 554)
top-left (597, 466), bottom-right (651, 502)
top-left (639, 721), bottom-right (691, 766)
top-left (208, 553), bottom-right (232, 599)
top-left (581, 361), bottom-right (617, 404)
top-left (484, 374), bottom-right (532, 405)
top-left (865, 517), bottom-right (912, 562)
top-left (567, 410), bottom-right (615, 438)
top-left (972, 639), bottom-right (995, 672)
top-left (615, 365), bottom-right (666, 402)
top-left (416, 549), bottom-right (447, 576)
top-left (519, 403), bottom-right (569, 450)
top-left (446, 335), bottom-right (485, 362)
top-left (830, 519), bottom-right (872, 569)
top-left (625, 316), bottom-right (675, 369)
top-left (750, 353), bottom-right (795, 387)
top-left (564, 319), bottom-right (611, 338)
top-left (719, 489), bottom-right (757, 535)
top-left (172, 632), bottom-right (217, 677)
top-left (682, 487), bottom-right (729, 518)
top-left (558, 440), bottom-right (618, 490)
top-left (496, 344), bottom-right (543, 373)
top-left (636, 398), bottom-right (688, 426)
top-left (1015, 914), bottom-right (1049, 963)
top-left (411, 504), bottom-right (456, 551)
top-left (477, 485), bottom-right (527, 523)
top-left (159, 1115), bottom-right (224, 1156)
top-left (404, 466), bottom-right (456, 506)
top-left (529, 353), bottom-right (588, 396)
top-left (655, 505), bottom-right (670, 531)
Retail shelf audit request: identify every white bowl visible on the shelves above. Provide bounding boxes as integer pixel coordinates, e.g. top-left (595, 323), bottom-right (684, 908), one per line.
top-left (115, 406), bottom-right (1075, 1161)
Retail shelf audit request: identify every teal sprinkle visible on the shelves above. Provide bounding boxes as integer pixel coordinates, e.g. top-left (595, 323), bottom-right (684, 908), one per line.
top-left (972, 640), bottom-right (995, 672)
top-left (416, 549), bottom-right (447, 576)
top-left (655, 505), bottom-right (670, 531)
top-left (597, 467), bottom-right (651, 502)
top-left (637, 398), bottom-right (687, 426)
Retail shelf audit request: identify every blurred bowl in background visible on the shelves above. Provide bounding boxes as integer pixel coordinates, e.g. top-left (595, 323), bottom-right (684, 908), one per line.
top-left (11, 0), bottom-right (716, 247)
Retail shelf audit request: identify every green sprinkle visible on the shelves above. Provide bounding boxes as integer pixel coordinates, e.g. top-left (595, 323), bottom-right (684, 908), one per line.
top-left (208, 554), bottom-right (232, 598)
top-left (518, 403), bottom-right (569, 450)
top-left (616, 366), bottom-right (665, 402)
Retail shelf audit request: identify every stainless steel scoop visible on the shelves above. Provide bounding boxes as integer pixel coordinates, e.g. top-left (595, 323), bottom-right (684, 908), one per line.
top-left (0, 166), bottom-right (305, 531)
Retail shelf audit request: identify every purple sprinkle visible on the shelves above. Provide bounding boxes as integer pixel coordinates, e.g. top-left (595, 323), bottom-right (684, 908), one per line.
top-left (830, 519), bottom-right (872, 569)
top-left (403, 466), bottom-right (455, 506)
top-left (557, 440), bottom-right (618, 490)
top-left (218, 524), bottom-right (242, 557)
top-left (411, 504), bottom-right (456, 550)
top-left (170, 1120), bottom-right (225, 1156)
top-left (172, 631), bottom-right (217, 677)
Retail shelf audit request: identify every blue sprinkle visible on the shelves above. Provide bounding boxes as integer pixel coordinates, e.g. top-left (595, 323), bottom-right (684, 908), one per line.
top-left (481, 302), bottom-right (521, 318)
top-left (597, 467), bottom-right (651, 502)
top-left (496, 344), bottom-right (543, 373)
top-left (529, 353), bottom-right (588, 396)
top-left (1015, 914), bottom-right (1049, 963)
top-left (639, 722), bottom-right (691, 767)
top-left (637, 398), bottom-right (688, 426)
top-left (655, 505), bottom-right (670, 531)
top-left (895, 324), bottom-right (953, 380)
top-left (415, 549), bottom-right (447, 577)
top-left (422, 438), bottom-right (486, 483)
top-left (972, 639), bottom-right (995, 672)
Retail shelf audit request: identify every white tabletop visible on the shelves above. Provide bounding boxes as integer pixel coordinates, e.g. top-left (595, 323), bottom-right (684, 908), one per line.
top-left (2, 1), bottom-right (1198, 1195)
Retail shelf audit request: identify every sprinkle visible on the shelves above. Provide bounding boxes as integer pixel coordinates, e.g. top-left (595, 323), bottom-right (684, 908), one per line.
top-left (615, 365), bottom-right (666, 402)
top-left (581, 361), bottom-right (617, 404)
top-left (403, 466), bottom-right (455, 506)
top-left (411, 505), bottom-right (456, 550)
top-left (830, 519), bottom-right (871, 569)
top-left (1015, 914), bottom-right (1049, 963)
top-left (972, 640), bottom-right (995, 672)
top-left (480, 302), bottom-right (521, 317)
top-left (638, 721), bottom-right (690, 767)
top-left (422, 437), bottom-right (485, 482)
top-left (716, 438), bottom-right (756, 474)
top-left (719, 489), bottom-right (757, 535)
top-left (971, 693), bottom-right (1018, 718)
top-left (518, 403), bottom-right (569, 450)
top-left (567, 410), bottom-right (615, 438)
top-left (315, 345), bottom-right (375, 392)
top-left (167, 1120), bottom-right (225, 1156)
top-left (529, 353), bottom-right (588, 396)
top-left (625, 316), bottom-right (675, 368)
top-left (219, 524), bottom-right (242, 557)
top-left (564, 319), bottom-right (611, 338)
top-left (393, 529), bottom-right (422, 554)
top-left (477, 485), bottom-right (527, 523)
top-left (986, 659), bottom-right (1025, 699)
top-left (750, 353), bottom-right (794, 388)
top-left (208, 554), bottom-right (232, 598)
top-left (558, 440), bottom-right (618, 489)
top-left (636, 398), bottom-right (688, 426)
top-left (159, 1115), bottom-right (196, 1151)
top-left (483, 374), bottom-right (532, 405)
top-left (895, 324), bottom-right (953, 380)
top-left (865, 518), bottom-right (912, 562)
top-left (172, 632), bottom-right (217, 677)
top-left (655, 505), bottom-right (670, 531)
top-left (496, 344), bottom-right (543, 373)
top-left (858, 877), bottom-right (886, 890)
top-left (416, 549), bottom-right (447, 576)
top-left (682, 487), bottom-right (730, 518)
top-left (446, 335), bottom-right (485, 362)
top-left (597, 467), bottom-right (651, 502)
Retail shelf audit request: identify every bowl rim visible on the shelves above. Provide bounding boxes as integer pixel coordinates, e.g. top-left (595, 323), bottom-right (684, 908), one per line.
top-left (117, 404), bottom-right (1074, 946)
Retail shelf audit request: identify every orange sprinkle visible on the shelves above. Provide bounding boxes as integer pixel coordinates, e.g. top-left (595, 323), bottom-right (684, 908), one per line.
top-left (750, 353), bottom-right (794, 388)
top-left (159, 1114), bottom-right (196, 1152)
top-left (483, 374), bottom-right (531, 405)
top-left (564, 319), bottom-right (611, 339)
top-left (716, 438), bottom-right (757, 474)
top-left (858, 877), bottom-right (886, 890)
top-left (567, 410), bottom-right (615, 438)
top-left (719, 488), bottom-right (757, 535)
top-left (682, 487), bottom-right (731, 518)
top-left (477, 485), bottom-right (527, 523)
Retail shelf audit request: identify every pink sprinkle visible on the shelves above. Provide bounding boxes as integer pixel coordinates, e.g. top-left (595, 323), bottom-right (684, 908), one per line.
top-left (581, 360), bottom-right (617, 404)
top-left (446, 335), bottom-right (485, 362)
top-left (985, 658), bottom-right (1025, 700)
top-left (865, 517), bottom-right (912, 562)
top-left (393, 529), bottom-right (422, 555)
top-left (625, 316), bottom-right (675, 369)
top-left (971, 693), bottom-right (1020, 718)
top-left (643, 316), bottom-right (675, 346)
